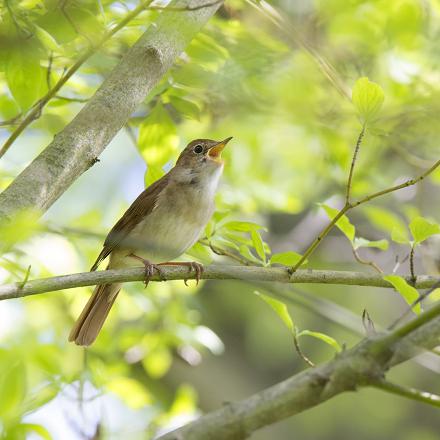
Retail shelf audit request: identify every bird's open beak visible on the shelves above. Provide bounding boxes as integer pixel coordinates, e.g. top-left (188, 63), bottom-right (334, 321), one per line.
top-left (207, 137), bottom-right (233, 162)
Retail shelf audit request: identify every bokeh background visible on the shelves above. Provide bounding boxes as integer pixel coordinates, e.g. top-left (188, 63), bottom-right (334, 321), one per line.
top-left (0, 0), bottom-right (440, 438)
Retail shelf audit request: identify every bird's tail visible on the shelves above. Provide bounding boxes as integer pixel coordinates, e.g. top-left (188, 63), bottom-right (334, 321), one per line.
top-left (68, 282), bottom-right (122, 346)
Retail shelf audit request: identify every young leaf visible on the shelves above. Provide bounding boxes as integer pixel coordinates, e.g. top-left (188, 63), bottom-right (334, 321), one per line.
top-left (270, 251), bottom-right (307, 267)
top-left (383, 275), bottom-right (421, 314)
top-left (239, 245), bottom-right (263, 265)
top-left (254, 291), bottom-right (294, 332)
top-left (391, 226), bottom-right (410, 244)
top-left (296, 330), bottom-right (342, 352)
top-left (353, 237), bottom-right (389, 251)
top-left (409, 216), bottom-right (440, 244)
top-left (6, 49), bottom-right (45, 111)
top-left (251, 229), bottom-right (266, 263)
top-left (352, 77), bottom-right (385, 123)
top-left (321, 204), bottom-right (355, 241)
top-left (222, 221), bottom-right (266, 232)
top-left (138, 103), bottom-right (179, 167)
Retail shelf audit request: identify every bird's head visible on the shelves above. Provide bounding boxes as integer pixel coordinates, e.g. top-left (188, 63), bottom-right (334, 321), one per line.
top-left (175, 137), bottom-right (233, 173)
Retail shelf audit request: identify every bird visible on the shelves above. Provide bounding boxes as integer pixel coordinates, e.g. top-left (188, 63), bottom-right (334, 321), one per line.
top-left (69, 137), bottom-right (232, 346)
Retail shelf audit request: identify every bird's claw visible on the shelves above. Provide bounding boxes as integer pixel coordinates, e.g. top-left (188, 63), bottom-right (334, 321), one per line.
top-left (141, 261), bottom-right (165, 287)
top-left (184, 262), bottom-right (204, 286)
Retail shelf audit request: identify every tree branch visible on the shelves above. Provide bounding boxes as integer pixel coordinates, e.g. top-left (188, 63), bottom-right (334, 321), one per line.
top-left (1, 266), bottom-right (440, 300)
top-left (0, 0), bottom-right (223, 221)
top-left (290, 157), bottom-right (440, 272)
top-left (157, 304), bottom-right (440, 440)
top-left (372, 379), bottom-right (440, 408)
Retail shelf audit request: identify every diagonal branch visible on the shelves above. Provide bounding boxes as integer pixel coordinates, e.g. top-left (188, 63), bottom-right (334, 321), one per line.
top-left (1, 266), bottom-right (440, 301)
top-left (290, 157), bottom-right (440, 272)
top-left (157, 303), bottom-right (440, 440)
top-left (0, 0), bottom-right (223, 222)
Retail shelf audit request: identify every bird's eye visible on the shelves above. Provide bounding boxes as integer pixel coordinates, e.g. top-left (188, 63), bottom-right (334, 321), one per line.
top-left (193, 144), bottom-right (203, 154)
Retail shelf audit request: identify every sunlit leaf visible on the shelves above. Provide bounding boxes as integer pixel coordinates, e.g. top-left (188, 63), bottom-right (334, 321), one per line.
top-left (383, 275), bottom-right (421, 313)
top-left (138, 103), bottom-right (179, 167)
top-left (409, 216), bottom-right (440, 244)
top-left (270, 251), bottom-right (306, 266)
top-left (142, 347), bottom-right (172, 379)
top-left (352, 77), bottom-right (384, 123)
top-left (251, 229), bottom-right (266, 263)
top-left (254, 291), bottom-right (294, 332)
top-left (353, 237), bottom-right (389, 250)
top-left (321, 204), bottom-right (355, 241)
top-left (107, 377), bottom-right (152, 408)
top-left (0, 361), bottom-right (26, 417)
top-left (6, 49), bottom-right (45, 111)
top-left (391, 226), bottom-right (410, 244)
top-left (222, 221), bottom-right (266, 232)
top-left (297, 330), bottom-right (342, 352)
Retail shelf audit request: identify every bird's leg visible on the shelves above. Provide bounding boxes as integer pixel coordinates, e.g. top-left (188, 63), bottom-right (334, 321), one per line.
top-left (156, 261), bottom-right (204, 286)
top-left (127, 253), bottom-right (165, 287)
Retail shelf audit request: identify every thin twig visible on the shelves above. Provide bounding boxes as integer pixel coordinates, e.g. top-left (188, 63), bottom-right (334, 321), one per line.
top-left (373, 379), bottom-right (440, 408)
top-left (148, 0), bottom-right (223, 11)
top-left (290, 158), bottom-right (440, 273)
top-left (352, 246), bottom-right (383, 274)
top-left (293, 331), bottom-right (315, 367)
top-left (388, 280), bottom-right (440, 330)
top-left (0, 0), bottom-right (156, 159)
top-left (345, 125), bottom-right (365, 204)
top-left (409, 245), bottom-right (416, 286)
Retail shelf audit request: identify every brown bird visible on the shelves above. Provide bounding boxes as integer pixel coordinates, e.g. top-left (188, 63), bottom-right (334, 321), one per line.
top-left (69, 137), bottom-right (232, 346)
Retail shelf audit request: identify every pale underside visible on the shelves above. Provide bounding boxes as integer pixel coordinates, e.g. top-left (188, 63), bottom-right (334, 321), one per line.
top-left (108, 164), bottom-right (222, 269)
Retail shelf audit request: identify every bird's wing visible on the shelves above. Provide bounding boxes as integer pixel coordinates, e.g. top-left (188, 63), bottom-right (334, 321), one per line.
top-left (90, 174), bottom-right (169, 271)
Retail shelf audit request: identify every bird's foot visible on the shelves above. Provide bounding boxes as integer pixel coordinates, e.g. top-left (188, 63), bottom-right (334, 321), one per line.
top-left (127, 253), bottom-right (165, 287)
top-left (157, 261), bottom-right (204, 286)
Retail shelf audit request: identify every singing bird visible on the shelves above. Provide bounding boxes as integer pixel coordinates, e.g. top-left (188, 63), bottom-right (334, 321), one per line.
top-left (69, 137), bottom-right (232, 346)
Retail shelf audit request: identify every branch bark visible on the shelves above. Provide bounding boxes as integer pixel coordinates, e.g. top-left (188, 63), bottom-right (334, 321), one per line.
top-left (157, 304), bottom-right (440, 440)
top-left (1, 265), bottom-right (439, 300)
top-left (0, 0), bottom-right (222, 222)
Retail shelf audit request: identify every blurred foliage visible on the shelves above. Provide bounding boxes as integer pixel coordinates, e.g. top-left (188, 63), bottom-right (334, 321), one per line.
top-left (1, 0), bottom-right (440, 439)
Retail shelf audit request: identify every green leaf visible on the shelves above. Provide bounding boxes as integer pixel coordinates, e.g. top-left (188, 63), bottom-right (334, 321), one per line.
top-left (383, 275), bottom-right (421, 314)
top-left (186, 241), bottom-right (213, 264)
top-left (0, 361), bottom-right (26, 417)
top-left (352, 77), bottom-right (385, 123)
top-left (364, 206), bottom-right (408, 237)
top-left (238, 245), bottom-right (263, 264)
top-left (144, 164), bottom-right (165, 187)
top-left (169, 96), bottom-right (201, 120)
top-left (391, 226), bottom-right (410, 244)
top-left (20, 424), bottom-right (52, 440)
top-left (254, 291), bottom-right (294, 332)
top-left (251, 229), bottom-right (266, 263)
top-left (297, 330), bottom-right (342, 352)
top-left (138, 103), bottom-right (179, 167)
top-left (6, 49), bottom-right (45, 111)
top-left (353, 237), bottom-right (389, 250)
top-left (409, 216), bottom-right (440, 244)
top-left (222, 221), bottom-right (266, 232)
top-left (270, 251), bottom-right (306, 266)
top-left (321, 204), bottom-right (355, 242)
top-left (35, 26), bottom-right (60, 51)
top-left (107, 377), bottom-right (151, 409)
top-left (142, 347), bottom-right (172, 379)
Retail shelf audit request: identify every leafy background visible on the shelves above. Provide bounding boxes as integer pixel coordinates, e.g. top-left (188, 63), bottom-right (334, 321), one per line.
top-left (0, 0), bottom-right (440, 438)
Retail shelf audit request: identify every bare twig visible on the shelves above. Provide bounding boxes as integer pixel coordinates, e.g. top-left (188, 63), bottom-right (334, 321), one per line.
top-left (352, 246), bottom-right (383, 274)
top-left (290, 158), bottom-right (440, 273)
top-left (372, 379), bottom-right (440, 408)
top-left (345, 125), bottom-right (365, 204)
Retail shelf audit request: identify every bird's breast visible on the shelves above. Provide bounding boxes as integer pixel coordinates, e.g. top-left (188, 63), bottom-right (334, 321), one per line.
top-left (116, 181), bottom-right (215, 265)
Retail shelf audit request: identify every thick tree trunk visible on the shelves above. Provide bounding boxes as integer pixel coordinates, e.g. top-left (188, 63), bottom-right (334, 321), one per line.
top-left (0, 0), bottom-right (222, 222)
